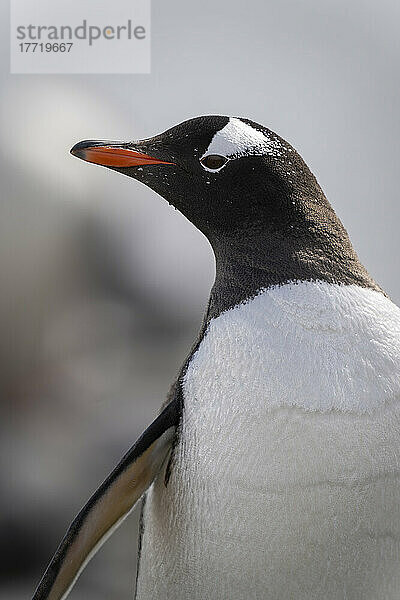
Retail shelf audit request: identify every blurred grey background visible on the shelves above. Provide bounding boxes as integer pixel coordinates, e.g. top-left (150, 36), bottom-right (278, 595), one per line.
top-left (1, 0), bottom-right (399, 598)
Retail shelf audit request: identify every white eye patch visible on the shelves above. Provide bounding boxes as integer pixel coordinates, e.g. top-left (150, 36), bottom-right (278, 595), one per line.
top-left (200, 117), bottom-right (282, 165)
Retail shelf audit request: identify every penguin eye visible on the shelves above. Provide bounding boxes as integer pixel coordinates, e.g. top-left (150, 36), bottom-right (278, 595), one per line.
top-left (200, 154), bottom-right (228, 171)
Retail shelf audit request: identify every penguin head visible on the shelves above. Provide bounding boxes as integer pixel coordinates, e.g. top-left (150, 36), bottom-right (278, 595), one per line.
top-left (71, 115), bottom-right (323, 240)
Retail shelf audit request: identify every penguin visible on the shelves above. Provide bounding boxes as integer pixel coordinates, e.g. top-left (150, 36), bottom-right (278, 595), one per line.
top-left (32, 116), bottom-right (400, 600)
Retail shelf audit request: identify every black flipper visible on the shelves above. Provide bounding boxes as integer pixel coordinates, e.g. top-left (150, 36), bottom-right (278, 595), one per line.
top-left (32, 398), bottom-right (180, 600)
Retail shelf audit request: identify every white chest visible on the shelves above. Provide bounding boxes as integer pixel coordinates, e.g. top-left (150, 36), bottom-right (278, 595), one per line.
top-left (137, 283), bottom-right (400, 600)
top-left (185, 281), bottom-right (400, 415)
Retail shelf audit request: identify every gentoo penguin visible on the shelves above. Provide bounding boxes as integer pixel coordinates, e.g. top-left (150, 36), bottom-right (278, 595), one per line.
top-left (32, 116), bottom-right (400, 600)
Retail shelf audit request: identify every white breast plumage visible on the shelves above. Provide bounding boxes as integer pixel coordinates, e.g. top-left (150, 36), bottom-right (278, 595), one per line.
top-left (136, 282), bottom-right (400, 600)
top-left (185, 281), bottom-right (400, 414)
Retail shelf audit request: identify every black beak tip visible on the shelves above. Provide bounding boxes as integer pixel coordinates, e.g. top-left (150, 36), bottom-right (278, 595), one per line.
top-left (70, 140), bottom-right (88, 159)
top-left (70, 139), bottom-right (112, 158)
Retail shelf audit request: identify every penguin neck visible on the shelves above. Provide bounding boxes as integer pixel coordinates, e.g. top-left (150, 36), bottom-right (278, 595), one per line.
top-left (206, 211), bottom-right (380, 321)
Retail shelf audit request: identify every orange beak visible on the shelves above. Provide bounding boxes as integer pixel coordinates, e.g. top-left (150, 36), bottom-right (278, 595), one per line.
top-left (70, 140), bottom-right (174, 168)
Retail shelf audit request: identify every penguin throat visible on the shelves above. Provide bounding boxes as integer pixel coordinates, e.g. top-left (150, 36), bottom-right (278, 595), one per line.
top-left (207, 226), bottom-right (380, 321)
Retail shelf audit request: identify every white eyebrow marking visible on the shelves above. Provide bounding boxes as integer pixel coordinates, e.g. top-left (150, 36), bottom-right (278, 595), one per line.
top-left (202, 117), bottom-right (282, 160)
